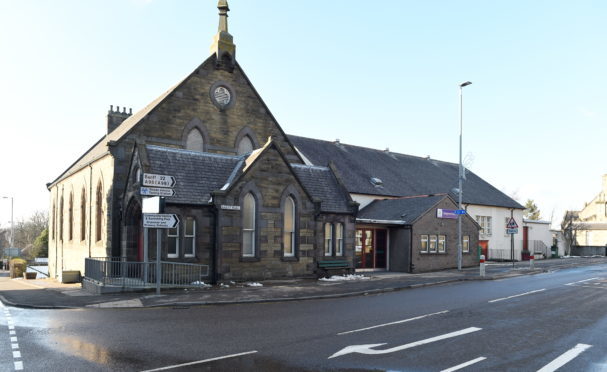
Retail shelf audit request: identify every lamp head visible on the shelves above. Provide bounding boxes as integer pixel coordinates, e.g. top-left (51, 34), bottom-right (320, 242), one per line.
top-left (459, 81), bottom-right (472, 88)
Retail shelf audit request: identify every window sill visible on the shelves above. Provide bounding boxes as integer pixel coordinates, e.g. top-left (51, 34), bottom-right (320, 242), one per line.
top-left (240, 256), bottom-right (260, 262)
top-left (281, 256), bottom-right (298, 262)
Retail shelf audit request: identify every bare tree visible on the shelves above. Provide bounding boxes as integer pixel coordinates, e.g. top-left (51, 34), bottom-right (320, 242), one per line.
top-left (12, 211), bottom-right (48, 255)
top-left (561, 211), bottom-right (587, 256)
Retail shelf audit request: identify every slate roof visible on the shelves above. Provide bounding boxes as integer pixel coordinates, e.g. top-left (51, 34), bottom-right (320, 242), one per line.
top-left (289, 135), bottom-right (524, 210)
top-left (145, 145), bottom-right (243, 205)
top-left (357, 195), bottom-right (446, 224)
top-left (291, 164), bottom-right (352, 214)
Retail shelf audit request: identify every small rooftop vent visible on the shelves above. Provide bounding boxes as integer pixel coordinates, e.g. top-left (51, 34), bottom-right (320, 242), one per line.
top-left (370, 177), bottom-right (383, 187)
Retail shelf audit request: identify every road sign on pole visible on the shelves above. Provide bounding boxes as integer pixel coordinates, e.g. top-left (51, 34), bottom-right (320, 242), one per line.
top-left (506, 217), bottom-right (519, 229)
top-left (506, 228), bottom-right (518, 234)
top-left (142, 173), bottom-right (176, 188)
top-left (140, 187), bottom-right (175, 197)
top-left (143, 214), bottom-right (179, 229)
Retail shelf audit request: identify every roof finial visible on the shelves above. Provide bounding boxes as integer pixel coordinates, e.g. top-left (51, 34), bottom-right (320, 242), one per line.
top-left (218, 0), bottom-right (229, 33)
top-left (210, 0), bottom-right (236, 71)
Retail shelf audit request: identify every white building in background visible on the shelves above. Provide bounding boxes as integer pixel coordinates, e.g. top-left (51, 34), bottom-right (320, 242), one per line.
top-left (522, 219), bottom-right (553, 258)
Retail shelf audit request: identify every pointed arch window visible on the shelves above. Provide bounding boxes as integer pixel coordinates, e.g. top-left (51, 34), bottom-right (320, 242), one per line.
top-left (59, 196), bottom-right (64, 241)
top-left (95, 182), bottom-right (103, 242)
top-left (80, 188), bottom-right (87, 241)
top-left (283, 196), bottom-right (295, 257)
top-left (237, 135), bottom-right (254, 155)
top-left (185, 128), bottom-right (204, 152)
top-left (68, 192), bottom-right (74, 241)
top-left (51, 201), bottom-right (56, 240)
top-left (242, 193), bottom-right (256, 257)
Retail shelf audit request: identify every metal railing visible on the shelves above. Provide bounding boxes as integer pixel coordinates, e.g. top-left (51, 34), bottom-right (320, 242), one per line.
top-left (85, 257), bottom-right (209, 288)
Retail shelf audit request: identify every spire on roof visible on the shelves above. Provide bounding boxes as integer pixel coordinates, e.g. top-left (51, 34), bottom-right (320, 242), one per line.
top-left (210, 0), bottom-right (236, 72)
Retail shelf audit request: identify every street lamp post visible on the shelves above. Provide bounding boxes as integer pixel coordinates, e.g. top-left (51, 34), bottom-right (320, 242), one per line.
top-left (1, 196), bottom-right (14, 254)
top-left (457, 81), bottom-right (472, 271)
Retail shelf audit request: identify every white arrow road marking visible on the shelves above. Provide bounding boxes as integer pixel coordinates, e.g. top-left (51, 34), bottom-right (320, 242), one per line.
top-left (328, 327), bottom-right (482, 359)
top-left (537, 343), bottom-right (592, 372)
top-left (338, 310), bottom-right (449, 335)
top-left (488, 289), bottom-right (546, 303)
top-left (441, 356), bottom-right (487, 372)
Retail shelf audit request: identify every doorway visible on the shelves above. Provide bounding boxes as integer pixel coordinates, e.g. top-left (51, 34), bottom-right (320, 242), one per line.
top-left (355, 228), bottom-right (387, 269)
top-left (125, 199), bottom-right (142, 261)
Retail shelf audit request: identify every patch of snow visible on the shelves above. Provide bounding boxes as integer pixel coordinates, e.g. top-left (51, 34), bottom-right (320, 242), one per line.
top-left (220, 283), bottom-right (230, 288)
top-left (190, 281), bottom-right (211, 288)
top-left (319, 274), bottom-right (370, 282)
top-left (245, 282), bottom-right (263, 287)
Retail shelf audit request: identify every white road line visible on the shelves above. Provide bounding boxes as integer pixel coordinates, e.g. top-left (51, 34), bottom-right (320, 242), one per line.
top-left (537, 343), bottom-right (592, 372)
top-left (9, 330), bottom-right (15, 335)
top-left (441, 357), bottom-right (487, 372)
top-left (488, 289), bottom-right (546, 303)
top-left (337, 310), bottom-right (449, 335)
top-left (14, 361), bottom-right (23, 371)
top-left (10, 336), bottom-right (17, 342)
top-left (13, 351), bottom-right (21, 358)
top-left (139, 350), bottom-right (258, 372)
top-left (8, 325), bottom-right (14, 330)
top-left (11, 343), bottom-right (19, 349)
top-left (565, 277), bottom-right (599, 286)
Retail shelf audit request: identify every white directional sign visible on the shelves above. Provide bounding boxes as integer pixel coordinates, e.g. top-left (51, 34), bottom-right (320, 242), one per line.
top-left (328, 327), bottom-right (482, 359)
top-left (140, 187), bottom-right (175, 197)
top-left (143, 213), bottom-right (179, 229)
top-left (142, 173), bottom-right (176, 188)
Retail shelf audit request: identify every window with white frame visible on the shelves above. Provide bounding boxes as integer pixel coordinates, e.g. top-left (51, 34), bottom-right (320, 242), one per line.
top-left (476, 215), bottom-right (492, 236)
top-left (429, 235), bottom-right (437, 253)
top-left (283, 196), bottom-right (295, 257)
top-left (242, 193), bottom-right (256, 257)
top-left (324, 223), bottom-right (333, 256)
top-left (184, 216), bottom-right (196, 257)
top-left (438, 235), bottom-right (446, 253)
top-left (420, 235), bottom-right (429, 253)
top-left (335, 223), bottom-right (344, 256)
top-left (463, 235), bottom-right (470, 253)
top-left (168, 222), bottom-right (179, 258)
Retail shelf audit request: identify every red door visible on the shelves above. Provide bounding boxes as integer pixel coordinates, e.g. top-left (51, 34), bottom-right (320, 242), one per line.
top-left (479, 240), bottom-right (489, 259)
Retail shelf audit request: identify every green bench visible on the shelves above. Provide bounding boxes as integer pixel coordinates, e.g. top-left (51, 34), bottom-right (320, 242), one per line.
top-left (317, 260), bottom-right (354, 278)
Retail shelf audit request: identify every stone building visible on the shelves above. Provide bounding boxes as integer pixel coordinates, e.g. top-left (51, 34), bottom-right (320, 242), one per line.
top-left (48, 1), bottom-right (523, 284)
top-left (562, 174), bottom-right (607, 256)
top-left (47, 1), bottom-right (357, 282)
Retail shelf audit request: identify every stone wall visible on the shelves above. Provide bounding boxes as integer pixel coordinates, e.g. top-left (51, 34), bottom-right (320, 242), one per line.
top-left (411, 198), bottom-right (479, 273)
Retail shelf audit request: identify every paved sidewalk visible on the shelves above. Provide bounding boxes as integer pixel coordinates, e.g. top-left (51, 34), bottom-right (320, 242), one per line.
top-left (1, 257), bottom-right (606, 309)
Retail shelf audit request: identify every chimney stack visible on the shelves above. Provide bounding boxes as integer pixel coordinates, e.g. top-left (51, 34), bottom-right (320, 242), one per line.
top-left (107, 105), bottom-right (132, 134)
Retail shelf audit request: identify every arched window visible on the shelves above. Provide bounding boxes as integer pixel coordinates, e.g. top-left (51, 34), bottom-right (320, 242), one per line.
top-left (324, 223), bottom-right (333, 256)
top-left (283, 196), bottom-right (295, 257)
top-left (335, 223), bottom-right (344, 256)
top-left (80, 188), bottom-right (86, 241)
top-left (242, 193), bottom-right (256, 257)
top-left (68, 192), bottom-right (74, 241)
top-left (51, 200), bottom-right (56, 240)
top-left (95, 182), bottom-right (103, 242)
top-left (186, 128), bottom-right (204, 152)
top-left (237, 135), bottom-right (254, 155)
top-left (59, 195), bottom-right (64, 241)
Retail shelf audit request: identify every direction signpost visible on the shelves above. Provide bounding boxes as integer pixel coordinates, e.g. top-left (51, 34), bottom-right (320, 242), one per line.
top-left (140, 173), bottom-right (177, 294)
top-left (140, 187), bottom-right (175, 197)
top-left (142, 173), bottom-right (176, 188)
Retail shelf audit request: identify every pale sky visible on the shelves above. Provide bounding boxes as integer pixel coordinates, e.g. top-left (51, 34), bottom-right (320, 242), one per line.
top-left (1, 0), bottom-right (606, 229)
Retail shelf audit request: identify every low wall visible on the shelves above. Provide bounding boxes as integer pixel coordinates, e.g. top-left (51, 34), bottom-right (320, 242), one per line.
top-left (571, 246), bottom-right (607, 256)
